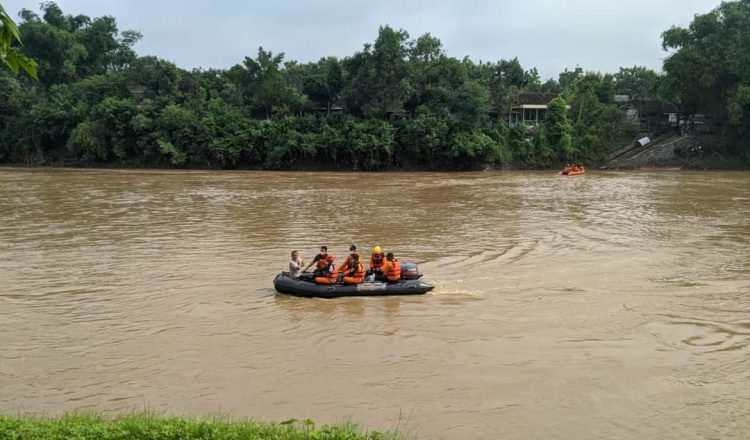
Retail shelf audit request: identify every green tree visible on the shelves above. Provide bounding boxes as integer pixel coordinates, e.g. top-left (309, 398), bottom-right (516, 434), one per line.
top-left (524, 67), bottom-right (542, 92)
top-left (345, 119), bottom-right (395, 170)
top-left (558, 66), bottom-right (584, 98)
top-left (397, 113), bottom-right (448, 165)
top-left (302, 57), bottom-right (343, 114)
top-left (662, 0), bottom-right (750, 134)
top-left (570, 72), bottom-right (615, 122)
top-left (126, 57), bottom-right (182, 98)
top-left (615, 66), bottom-right (661, 121)
top-left (6, 2), bottom-right (746, 171)
top-left (540, 78), bottom-right (560, 94)
top-left (404, 38), bottom-right (466, 116)
top-left (544, 97), bottom-right (575, 160)
top-left (16, 2), bottom-right (139, 85)
top-left (343, 25), bottom-right (411, 118)
top-left (242, 47), bottom-right (307, 117)
top-left (450, 80), bottom-right (491, 126)
top-left (156, 104), bottom-right (198, 164)
top-left (68, 120), bottom-right (106, 161)
top-left (615, 66), bottom-right (659, 101)
top-left (75, 16), bottom-right (142, 76)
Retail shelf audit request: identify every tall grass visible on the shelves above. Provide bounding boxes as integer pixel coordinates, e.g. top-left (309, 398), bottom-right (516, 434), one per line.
top-left (0, 411), bottom-right (407, 440)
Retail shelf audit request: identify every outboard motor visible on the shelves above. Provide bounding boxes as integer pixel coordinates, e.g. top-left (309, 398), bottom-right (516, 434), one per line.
top-left (400, 262), bottom-right (422, 280)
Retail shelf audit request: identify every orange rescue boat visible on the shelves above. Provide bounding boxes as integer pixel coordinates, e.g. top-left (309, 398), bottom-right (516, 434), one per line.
top-left (558, 165), bottom-right (586, 176)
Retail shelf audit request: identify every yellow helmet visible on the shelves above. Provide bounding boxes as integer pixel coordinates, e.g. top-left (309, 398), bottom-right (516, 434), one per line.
top-left (373, 246), bottom-right (382, 254)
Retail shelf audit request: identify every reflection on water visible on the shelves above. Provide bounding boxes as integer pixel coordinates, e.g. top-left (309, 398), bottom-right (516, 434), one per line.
top-left (1, 168), bottom-right (749, 439)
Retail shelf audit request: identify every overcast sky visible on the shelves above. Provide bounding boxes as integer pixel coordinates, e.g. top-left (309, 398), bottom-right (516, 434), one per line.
top-left (5, 0), bottom-right (722, 79)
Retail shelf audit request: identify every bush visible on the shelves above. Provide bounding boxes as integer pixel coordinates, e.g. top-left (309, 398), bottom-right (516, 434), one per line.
top-left (67, 121), bottom-right (107, 162)
top-left (157, 139), bottom-right (187, 166)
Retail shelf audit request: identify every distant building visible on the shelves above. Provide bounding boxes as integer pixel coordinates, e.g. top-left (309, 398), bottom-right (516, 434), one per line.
top-left (614, 94), bottom-right (630, 103)
top-left (507, 93), bottom-right (563, 127)
top-left (302, 105), bottom-right (345, 117)
top-left (616, 95), bottom-right (682, 130)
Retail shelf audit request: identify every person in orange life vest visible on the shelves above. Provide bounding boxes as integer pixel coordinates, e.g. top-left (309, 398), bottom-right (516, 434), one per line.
top-left (382, 252), bottom-right (401, 282)
top-left (304, 246), bottom-right (329, 277)
top-left (340, 254), bottom-right (365, 285)
top-left (314, 254), bottom-right (339, 284)
top-left (368, 246), bottom-right (386, 277)
top-left (342, 244), bottom-right (361, 268)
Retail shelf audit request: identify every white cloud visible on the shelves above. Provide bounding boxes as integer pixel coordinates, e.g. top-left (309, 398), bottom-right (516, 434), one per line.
top-left (4, 0), bottom-right (723, 77)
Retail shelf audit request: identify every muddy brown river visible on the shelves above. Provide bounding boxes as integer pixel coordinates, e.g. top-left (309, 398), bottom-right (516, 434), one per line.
top-left (1, 168), bottom-right (748, 439)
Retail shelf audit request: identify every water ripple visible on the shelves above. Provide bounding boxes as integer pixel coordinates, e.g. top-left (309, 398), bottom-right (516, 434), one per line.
top-left (1, 168), bottom-right (749, 440)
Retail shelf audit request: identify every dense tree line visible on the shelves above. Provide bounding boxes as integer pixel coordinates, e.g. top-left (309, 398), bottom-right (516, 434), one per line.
top-left (661, 0), bottom-right (750, 157)
top-left (1, 1), bottom-right (748, 170)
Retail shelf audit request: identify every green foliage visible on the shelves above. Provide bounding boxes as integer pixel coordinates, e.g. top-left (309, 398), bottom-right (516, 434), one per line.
top-left (303, 57), bottom-right (344, 113)
top-left (344, 119), bottom-right (396, 170)
top-left (68, 120), bottom-right (106, 161)
top-left (157, 104), bottom-right (198, 163)
top-left (126, 57), bottom-right (181, 98)
top-left (2, 1), bottom-right (748, 170)
top-left (661, 0), bottom-right (750, 134)
top-left (201, 105), bottom-right (260, 167)
top-left (450, 80), bottom-right (491, 126)
top-left (28, 83), bottom-right (79, 152)
top-left (0, 3), bottom-right (38, 78)
top-left (158, 139), bottom-right (186, 166)
top-left (615, 66), bottom-right (660, 101)
top-left (343, 25), bottom-right (412, 118)
top-left (448, 130), bottom-right (509, 167)
top-left (257, 117), bottom-right (303, 168)
top-left (241, 47), bottom-right (308, 118)
top-left (545, 98), bottom-right (575, 160)
top-left (558, 66), bottom-right (584, 98)
top-left (0, 412), bottom-right (404, 440)
top-left (509, 125), bottom-right (554, 169)
top-left (16, 2), bottom-right (137, 85)
top-left (397, 113), bottom-right (448, 164)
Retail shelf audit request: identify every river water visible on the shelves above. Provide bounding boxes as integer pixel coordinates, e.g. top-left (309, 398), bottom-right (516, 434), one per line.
top-left (0, 168), bottom-right (748, 439)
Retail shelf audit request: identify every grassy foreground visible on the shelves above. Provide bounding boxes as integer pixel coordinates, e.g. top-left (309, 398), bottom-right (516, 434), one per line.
top-left (0, 412), bottom-right (406, 440)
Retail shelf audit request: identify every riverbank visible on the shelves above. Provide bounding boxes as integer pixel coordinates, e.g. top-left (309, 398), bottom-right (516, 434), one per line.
top-left (0, 159), bottom-right (496, 172)
top-left (5, 134), bottom-right (748, 172)
top-left (600, 133), bottom-right (749, 170)
top-left (0, 412), bottom-right (405, 440)
top-left (3, 156), bottom-right (747, 172)
top-left (0, 147), bottom-right (496, 172)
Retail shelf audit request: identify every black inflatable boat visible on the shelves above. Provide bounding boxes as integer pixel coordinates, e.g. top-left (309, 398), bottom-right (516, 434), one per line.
top-left (273, 262), bottom-right (435, 299)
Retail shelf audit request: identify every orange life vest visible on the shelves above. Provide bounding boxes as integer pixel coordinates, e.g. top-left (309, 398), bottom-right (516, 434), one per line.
top-left (343, 253), bottom-right (360, 268)
top-left (316, 254), bottom-right (328, 269)
top-left (386, 259), bottom-right (401, 282)
top-left (342, 263), bottom-right (365, 284)
top-left (370, 253), bottom-right (385, 269)
top-left (315, 262), bottom-right (339, 284)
